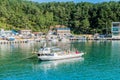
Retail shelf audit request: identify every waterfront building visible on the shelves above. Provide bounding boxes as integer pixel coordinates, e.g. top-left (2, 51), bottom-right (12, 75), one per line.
top-left (46, 30), bottom-right (58, 41)
top-left (18, 30), bottom-right (32, 35)
top-left (33, 32), bottom-right (43, 39)
top-left (112, 22), bottom-right (120, 39)
top-left (18, 30), bottom-right (32, 39)
top-left (56, 27), bottom-right (71, 36)
top-left (0, 29), bottom-right (16, 37)
top-left (0, 29), bottom-right (18, 40)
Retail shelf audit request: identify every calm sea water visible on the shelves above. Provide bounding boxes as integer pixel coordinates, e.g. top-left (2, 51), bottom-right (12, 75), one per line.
top-left (0, 41), bottom-right (120, 80)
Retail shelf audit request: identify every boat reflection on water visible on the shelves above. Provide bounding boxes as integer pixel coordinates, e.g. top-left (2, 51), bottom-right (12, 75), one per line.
top-left (33, 57), bottom-right (84, 72)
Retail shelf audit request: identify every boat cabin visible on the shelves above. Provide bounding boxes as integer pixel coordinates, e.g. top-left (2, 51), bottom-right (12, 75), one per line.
top-left (38, 47), bottom-right (62, 56)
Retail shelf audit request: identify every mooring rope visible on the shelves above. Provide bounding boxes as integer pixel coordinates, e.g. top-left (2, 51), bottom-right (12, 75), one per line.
top-left (0, 54), bottom-right (37, 67)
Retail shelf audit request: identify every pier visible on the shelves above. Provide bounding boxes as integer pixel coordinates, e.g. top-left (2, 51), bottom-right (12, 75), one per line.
top-left (0, 38), bottom-right (120, 44)
top-left (0, 40), bottom-right (28, 44)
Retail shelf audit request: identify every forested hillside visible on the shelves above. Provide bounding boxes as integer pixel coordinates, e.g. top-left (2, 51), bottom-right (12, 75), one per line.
top-left (0, 0), bottom-right (120, 34)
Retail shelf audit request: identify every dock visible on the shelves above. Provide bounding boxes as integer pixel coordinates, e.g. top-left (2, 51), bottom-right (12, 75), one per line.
top-left (0, 37), bottom-right (120, 44)
top-left (0, 40), bottom-right (28, 44)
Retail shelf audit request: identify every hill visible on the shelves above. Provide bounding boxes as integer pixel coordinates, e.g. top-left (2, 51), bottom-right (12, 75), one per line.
top-left (0, 0), bottom-right (119, 34)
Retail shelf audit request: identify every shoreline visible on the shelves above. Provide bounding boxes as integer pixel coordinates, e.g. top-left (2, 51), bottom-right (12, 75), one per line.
top-left (0, 38), bottom-right (120, 44)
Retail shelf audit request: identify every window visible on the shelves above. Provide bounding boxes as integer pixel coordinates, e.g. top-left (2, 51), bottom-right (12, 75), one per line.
top-left (113, 32), bottom-right (119, 36)
top-left (44, 49), bottom-right (48, 51)
top-left (112, 27), bottom-right (119, 31)
top-left (113, 23), bottom-right (120, 27)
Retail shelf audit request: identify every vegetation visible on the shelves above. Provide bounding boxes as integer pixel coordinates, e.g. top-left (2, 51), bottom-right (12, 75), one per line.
top-left (0, 0), bottom-right (120, 34)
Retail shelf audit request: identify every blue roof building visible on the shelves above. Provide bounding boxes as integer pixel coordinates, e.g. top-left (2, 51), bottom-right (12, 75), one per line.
top-left (56, 27), bottom-right (71, 36)
top-left (57, 28), bottom-right (70, 30)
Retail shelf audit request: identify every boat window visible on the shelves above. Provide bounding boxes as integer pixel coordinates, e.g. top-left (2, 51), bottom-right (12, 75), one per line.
top-left (39, 48), bottom-right (44, 51)
top-left (51, 48), bottom-right (62, 52)
top-left (39, 54), bottom-right (54, 56)
top-left (44, 48), bottom-right (48, 51)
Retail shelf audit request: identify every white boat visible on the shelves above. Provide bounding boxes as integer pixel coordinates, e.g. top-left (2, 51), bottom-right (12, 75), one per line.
top-left (37, 46), bottom-right (84, 61)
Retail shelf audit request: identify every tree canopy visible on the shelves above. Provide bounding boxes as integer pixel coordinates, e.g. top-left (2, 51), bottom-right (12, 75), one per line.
top-left (0, 0), bottom-right (119, 34)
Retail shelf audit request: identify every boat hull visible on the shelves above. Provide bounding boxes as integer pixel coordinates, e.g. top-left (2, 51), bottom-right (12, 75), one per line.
top-left (38, 52), bottom-right (84, 61)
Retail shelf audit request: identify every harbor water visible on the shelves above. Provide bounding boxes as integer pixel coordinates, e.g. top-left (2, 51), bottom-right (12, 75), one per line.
top-left (0, 41), bottom-right (120, 80)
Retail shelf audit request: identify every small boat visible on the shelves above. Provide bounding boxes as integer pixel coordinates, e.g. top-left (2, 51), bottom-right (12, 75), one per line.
top-left (37, 46), bottom-right (84, 61)
top-left (7, 37), bottom-right (15, 41)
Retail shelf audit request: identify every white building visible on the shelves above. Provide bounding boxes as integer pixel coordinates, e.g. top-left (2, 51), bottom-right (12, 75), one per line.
top-left (111, 22), bottom-right (120, 39)
top-left (56, 28), bottom-right (71, 36)
top-left (18, 30), bottom-right (32, 35)
top-left (0, 29), bottom-right (14, 37)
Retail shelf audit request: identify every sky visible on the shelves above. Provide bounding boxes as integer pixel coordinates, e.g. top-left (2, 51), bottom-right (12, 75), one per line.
top-left (30, 0), bottom-right (119, 3)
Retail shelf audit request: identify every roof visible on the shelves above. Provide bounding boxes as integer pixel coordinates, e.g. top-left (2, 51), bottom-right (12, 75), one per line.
top-left (112, 22), bottom-right (120, 24)
top-left (12, 30), bottom-right (18, 34)
top-left (33, 32), bottom-right (43, 34)
top-left (19, 30), bottom-right (32, 31)
top-left (57, 28), bottom-right (70, 30)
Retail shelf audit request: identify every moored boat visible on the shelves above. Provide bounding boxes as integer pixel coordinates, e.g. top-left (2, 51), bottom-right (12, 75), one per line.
top-left (37, 46), bottom-right (84, 61)
top-left (7, 37), bottom-right (15, 41)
